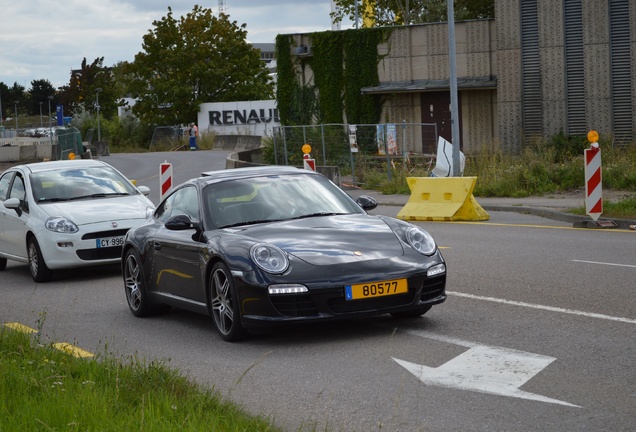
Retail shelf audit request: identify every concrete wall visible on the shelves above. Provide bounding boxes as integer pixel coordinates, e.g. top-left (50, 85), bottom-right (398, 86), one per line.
top-left (0, 138), bottom-right (53, 162)
top-left (378, 21), bottom-right (497, 154)
top-left (497, 0), bottom-right (635, 150)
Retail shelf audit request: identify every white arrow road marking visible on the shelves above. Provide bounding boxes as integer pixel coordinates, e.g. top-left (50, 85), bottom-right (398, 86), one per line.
top-left (393, 329), bottom-right (580, 407)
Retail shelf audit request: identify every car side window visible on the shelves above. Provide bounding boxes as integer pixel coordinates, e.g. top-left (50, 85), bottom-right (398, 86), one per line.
top-left (174, 186), bottom-right (199, 222)
top-left (8, 174), bottom-right (26, 201)
top-left (0, 172), bottom-right (13, 201)
top-left (155, 187), bottom-right (199, 224)
top-left (155, 192), bottom-right (177, 223)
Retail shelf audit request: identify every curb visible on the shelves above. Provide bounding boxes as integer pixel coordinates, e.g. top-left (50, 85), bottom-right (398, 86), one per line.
top-left (362, 199), bottom-right (636, 230)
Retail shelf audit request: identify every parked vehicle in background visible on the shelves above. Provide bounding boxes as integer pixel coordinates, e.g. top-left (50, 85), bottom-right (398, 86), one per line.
top-left (0, 160), bottom-right (155, 282)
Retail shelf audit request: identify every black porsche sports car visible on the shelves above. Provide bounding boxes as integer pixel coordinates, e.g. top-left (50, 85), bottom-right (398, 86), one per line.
top-left (122, 166), bottom-right (446, 341)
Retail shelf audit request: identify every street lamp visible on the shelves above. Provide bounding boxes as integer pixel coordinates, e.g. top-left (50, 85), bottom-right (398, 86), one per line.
top-left (39, 101), bottom-right (43, 127)
top-left (95, 88), bottom-right (103, 142)
top-left (48, 96), bottom-right (54, 146)
top-left (14, 101), bottom-right (19, 134)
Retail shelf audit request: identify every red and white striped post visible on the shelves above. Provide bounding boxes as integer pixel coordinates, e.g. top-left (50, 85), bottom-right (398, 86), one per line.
top-left (302, 143), bottom-right (316, 171)
top-left (160, 161), bottom-right (173, 202)
top-left (584, 130), bottom-right (602, 221)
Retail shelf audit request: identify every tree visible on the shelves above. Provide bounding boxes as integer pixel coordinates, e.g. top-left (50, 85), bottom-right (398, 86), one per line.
top-left (1, 82), bottom-right (26, 120)
top-left (57, 57), bottom-right (118, 119)
top-left (125, 5), bottom-right (274, 126)
top-left (26, 79), bottom-right (56, 117)
top-left (331, 0), bottom-right (494, 27)
top-left (0, 82), bottom-right (9, 122)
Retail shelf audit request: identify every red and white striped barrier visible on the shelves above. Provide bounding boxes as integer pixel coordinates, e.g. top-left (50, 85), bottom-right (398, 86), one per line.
top-left (302, 143), bottom-right (316, 171)
top-left (160, 161), bottom-right (173, 202)
top-left (584, 131), bottom-right (602, 221)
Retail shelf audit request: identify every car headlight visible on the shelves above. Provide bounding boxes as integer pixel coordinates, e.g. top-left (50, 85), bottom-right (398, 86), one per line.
top-left (406, 226), bottom-right (436, 256)
top-left (45, 217), bottom-right (79, 234)
top-left (250, 243), bottom-right (289, 274)
top-left (146, 206), bottom-right (155, 219)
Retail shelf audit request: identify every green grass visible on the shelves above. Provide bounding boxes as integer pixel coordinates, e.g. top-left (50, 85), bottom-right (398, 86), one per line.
top-left (568, 197), bottom-right (636, 219)
top-left (0, 327), bottom-right (279, 431)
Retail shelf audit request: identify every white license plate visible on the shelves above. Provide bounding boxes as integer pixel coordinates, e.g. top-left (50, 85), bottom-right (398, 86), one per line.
top-left (95, 236), bottom-right (124, 248)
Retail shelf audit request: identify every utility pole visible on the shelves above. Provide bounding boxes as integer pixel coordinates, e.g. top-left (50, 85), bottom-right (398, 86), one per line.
top-left (447, 0), bottom-right (461, 176)
top-left (48, 96), bottom-right (54, 147)
top-left (95, 88), bottom-right (103, 142)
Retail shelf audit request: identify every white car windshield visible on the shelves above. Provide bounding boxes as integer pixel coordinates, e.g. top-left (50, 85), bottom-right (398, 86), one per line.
top-left (31, 167), bottom-right (138, 203)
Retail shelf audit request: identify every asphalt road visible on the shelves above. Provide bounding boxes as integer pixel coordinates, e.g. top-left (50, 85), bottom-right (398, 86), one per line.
top-left (2, 151), bottom-right (635, 431)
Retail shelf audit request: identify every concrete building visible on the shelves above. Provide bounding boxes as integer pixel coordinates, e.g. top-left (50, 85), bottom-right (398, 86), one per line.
top-left (286, 0), bottom-right (635, 155)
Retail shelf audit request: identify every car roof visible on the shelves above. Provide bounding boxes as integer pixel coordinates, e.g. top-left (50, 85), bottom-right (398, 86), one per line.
top-left (199, 165), bottom-right (317, 184)
top-left (13, 159), bottom-right (109, 174)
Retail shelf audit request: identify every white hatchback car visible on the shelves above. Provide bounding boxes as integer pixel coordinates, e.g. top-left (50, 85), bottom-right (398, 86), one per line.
top-left (0, 159), bottom-right (155, 282)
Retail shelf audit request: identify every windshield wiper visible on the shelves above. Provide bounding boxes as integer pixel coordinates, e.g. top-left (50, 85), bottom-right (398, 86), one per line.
top-left (290, 212), bottom-right (347, 220)
top-left (220, 219), bottom-right (279, 228)
top-left (38, 197), bottom-right (70, 203)
top-left (69, 192), bottom-right (130, 200)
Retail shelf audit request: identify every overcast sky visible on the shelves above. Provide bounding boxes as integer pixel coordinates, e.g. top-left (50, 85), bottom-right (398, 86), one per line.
top-left (0, 1), bottom-right (353, 89)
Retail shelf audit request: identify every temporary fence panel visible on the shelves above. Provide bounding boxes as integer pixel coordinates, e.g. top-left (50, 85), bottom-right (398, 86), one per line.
top-left (55, 127), bottom-right (83, 160)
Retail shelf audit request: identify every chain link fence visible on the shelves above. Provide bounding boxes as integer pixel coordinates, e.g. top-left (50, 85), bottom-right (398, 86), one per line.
top-left (270, 123), bottom-right (439, 183)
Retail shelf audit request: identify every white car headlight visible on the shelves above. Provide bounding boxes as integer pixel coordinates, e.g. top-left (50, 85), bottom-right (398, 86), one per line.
top-left (45, 217), bottom-right (79, 234)
top-left (250, 243), bottom-right (289, 274)
top-left (146, 206), bottom-right (155, 219)
top-left (406, 226), bottom-right (436, 256)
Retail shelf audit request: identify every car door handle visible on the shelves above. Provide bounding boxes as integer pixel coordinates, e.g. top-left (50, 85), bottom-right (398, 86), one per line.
top-left (153, 241), bottom-right (161, 250)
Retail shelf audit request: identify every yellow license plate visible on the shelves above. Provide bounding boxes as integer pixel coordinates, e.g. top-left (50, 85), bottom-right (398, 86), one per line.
top-left (345, 278), bottom-right (408, 300)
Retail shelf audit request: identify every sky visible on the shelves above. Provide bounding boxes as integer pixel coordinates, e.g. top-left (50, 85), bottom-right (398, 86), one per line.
top-left (0, 0), bottom-right (353, 89)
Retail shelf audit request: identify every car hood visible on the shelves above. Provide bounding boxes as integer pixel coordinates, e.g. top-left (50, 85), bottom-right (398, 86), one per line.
top-left (226, 214), bottom-right (405, 265)
top-left (39, 196), bottom-right (152, 225)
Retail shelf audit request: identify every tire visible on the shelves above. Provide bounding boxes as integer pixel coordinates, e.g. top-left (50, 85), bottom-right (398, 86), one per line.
top-left (0, 257), bottom-right (7, 271)
top-left (390, 305), bottom-right (432, 319)
top-left (123, 248), bottom-right (169, 317)
top-left (27, 237), bottom-right (53, 283)
top-left (209, 262), bottom-right (248, 342)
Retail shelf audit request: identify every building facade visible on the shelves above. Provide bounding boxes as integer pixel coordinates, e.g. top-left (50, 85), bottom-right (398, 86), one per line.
top-left (288, 0), bottom-right (635, 155)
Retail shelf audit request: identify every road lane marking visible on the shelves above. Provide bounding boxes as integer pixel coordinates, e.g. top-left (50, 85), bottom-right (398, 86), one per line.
top-left (432, 221), bottom-right (635, 232)
top-left (3, 322), bottom-right (38, 333)
top-left (447, 291), bottom-right (636, 324)
top-left (53, 342), bottom-right (95, 358)
top-left (572, 259), bottom-right (636, 269)
top-left (394, 330), bottom-right (580, 407)
top-left (4, 322), bottom-right (95, 358)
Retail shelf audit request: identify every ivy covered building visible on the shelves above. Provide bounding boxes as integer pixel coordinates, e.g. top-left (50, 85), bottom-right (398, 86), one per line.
top-left (277, 0), bottom-right (635, 155)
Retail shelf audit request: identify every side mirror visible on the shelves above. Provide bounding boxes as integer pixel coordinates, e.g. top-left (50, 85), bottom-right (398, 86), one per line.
top-left (136, 185), bottom-right (151, 196)
top-left (3, 197), bottom-right (23, 216)
top-left (356, 195), bottom-right (378, 211)
top-left (165, 214), bottom-right (197, 231)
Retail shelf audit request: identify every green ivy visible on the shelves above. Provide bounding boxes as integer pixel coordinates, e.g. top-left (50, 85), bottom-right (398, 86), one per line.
top-left (343, 28), bottom-right (386, 125)
top-left (274, 34), bottom-right (296, 125)
top-left (275, 28), bottom-right (391, 127)
top-left (310, 32), bottom-right (345, 124)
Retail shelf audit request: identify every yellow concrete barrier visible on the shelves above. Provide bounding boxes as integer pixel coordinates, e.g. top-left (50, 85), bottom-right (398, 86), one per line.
top-left (397, 176), bottom-right (489, 221)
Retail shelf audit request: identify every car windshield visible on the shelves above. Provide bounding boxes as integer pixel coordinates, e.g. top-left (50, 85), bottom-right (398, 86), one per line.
top-left (31, 166), bottom-right (139, 203)
top-left (203, 173), bottom-right (364, 228)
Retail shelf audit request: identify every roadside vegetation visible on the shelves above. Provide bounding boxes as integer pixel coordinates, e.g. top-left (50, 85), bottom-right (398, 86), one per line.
top-left (352, 133), bottom-right (636, 219)
top-left (0, 327), bottom-right (279, 431)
